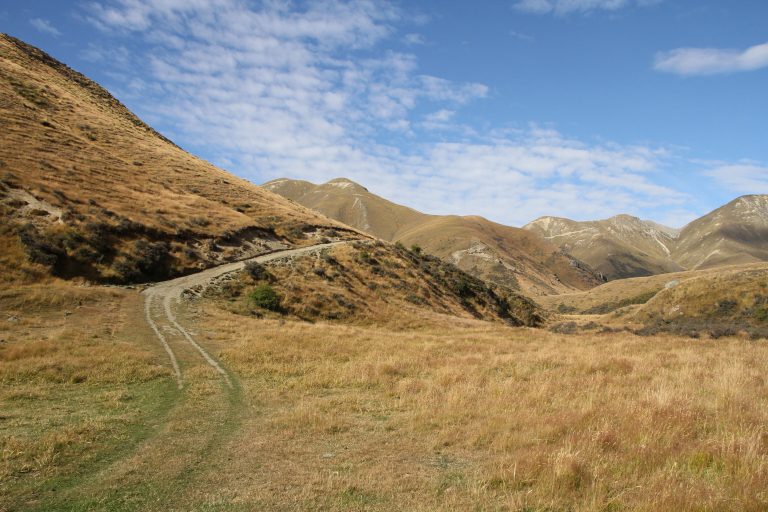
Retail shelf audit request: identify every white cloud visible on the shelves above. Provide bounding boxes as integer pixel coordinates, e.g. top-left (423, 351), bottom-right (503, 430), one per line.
top-left (655, 41), bottom-right (768, 76)
top-left (86, 0), bottom-right (690, 226)
top-left (403, 33), bottom-right (425, 45)
top-left (513, 0), bottom-right (660, 16)
top-left (706, 163), bottom-right (768, 194)
top-left (30, 18), bottom-right (61, 36)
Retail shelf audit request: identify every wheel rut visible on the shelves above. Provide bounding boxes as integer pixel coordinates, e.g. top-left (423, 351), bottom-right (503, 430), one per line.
top-left (141, 241), bottom-right (347, 388)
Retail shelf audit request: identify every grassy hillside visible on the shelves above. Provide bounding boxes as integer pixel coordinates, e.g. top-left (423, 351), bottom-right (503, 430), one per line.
top-left (632, 265), bottom-right (768, 337)
top-left (265, 178), bottom-right (603, 296)
top-left (209, 240), bottom-right (543, 327)
top-left (540, 262), bottom-right (768, 339)
top-left (0, 34), bottom-right (359, 283)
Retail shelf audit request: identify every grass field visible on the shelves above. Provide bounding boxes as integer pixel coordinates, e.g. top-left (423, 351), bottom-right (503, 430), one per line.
top-left (4, 280), bottom-right (768, 511)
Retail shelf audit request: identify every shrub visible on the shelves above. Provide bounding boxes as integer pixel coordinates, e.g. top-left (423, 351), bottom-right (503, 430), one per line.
top-left (244, 261), bottom-right (269, 281)
top-left (249, 284), bottom-right (281, 311)
top-left (133, 239), bottom-right (169, 274)
top-left (410, 244), bottom-right (422, 255)
top-left (716, 300), bottom-right (738, 316)
top-left (286, 225), bottom-right (307, 239)
top-left (18, 224), bottom-right (62, 267)
top-left (189, 216), bottom-right (210, 227)
top-left (550, 321), bottom-right (579, 335)
top-left (321, 253), bottom-right (339, 266)
top-left (453, 277), bottom-right (474, 298)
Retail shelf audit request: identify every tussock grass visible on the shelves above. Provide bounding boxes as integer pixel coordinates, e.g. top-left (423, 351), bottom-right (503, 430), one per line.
top-left (193, 305), bottom-right (768, 511)
top-left (212, 242), bottom-right (538, 326)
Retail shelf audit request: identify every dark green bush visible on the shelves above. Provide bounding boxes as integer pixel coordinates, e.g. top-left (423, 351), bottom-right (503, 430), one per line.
top-left (249, 284), bottom-right (281, 311)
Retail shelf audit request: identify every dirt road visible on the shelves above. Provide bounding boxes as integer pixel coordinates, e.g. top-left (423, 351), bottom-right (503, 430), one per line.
top-left (142, 242), bottom-right (346, 388)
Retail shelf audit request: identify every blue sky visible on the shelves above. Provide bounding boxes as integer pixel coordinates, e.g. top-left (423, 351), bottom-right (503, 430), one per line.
top-left (2, 0), bottom-right (767, 227)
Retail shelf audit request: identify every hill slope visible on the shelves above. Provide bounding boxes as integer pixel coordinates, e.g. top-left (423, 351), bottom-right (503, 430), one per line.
top-left (0, 34), bottom-right (360, 283)
top-left (265, 178), bottom-right (603, 296)
top-left (523, 215), bottom-right (682, 280)
top-left (525, 196), bottom-right (768, 280)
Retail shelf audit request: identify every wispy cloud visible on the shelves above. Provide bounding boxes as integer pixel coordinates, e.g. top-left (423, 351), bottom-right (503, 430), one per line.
top-left (509, 30), bottom-right (534, 41)
top-left (655, 41), bottom-right (768, 76)
top-left (513, 0), bottom-right (661, 16)
top-left (84, 0), bottom-right (692, 226)
top-left (402, 33), bottom-right (425, 45)
top-left (706, 163), bottom-right (768, 194)
top-left (30, 18), bottom-right (61, 36)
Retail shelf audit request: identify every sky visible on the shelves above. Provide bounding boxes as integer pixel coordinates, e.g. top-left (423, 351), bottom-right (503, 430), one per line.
top-left (2, 0), bottom-right (767, 228)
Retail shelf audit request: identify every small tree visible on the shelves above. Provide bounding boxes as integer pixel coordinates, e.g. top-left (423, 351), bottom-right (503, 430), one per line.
top-left (249, 284), bottom-right (281, 311)
top-left (410, 244), bottom-right (422, 255)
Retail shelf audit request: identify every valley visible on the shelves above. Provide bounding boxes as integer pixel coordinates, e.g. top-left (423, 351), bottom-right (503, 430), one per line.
top-left (3, 30), bottom-right (768, 512)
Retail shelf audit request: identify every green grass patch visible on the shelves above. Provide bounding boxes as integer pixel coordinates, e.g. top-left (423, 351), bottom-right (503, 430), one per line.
top-left (1, 377), bottom-right (178, 512)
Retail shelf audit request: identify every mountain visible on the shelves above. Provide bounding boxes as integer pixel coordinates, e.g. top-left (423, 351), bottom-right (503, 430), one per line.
top-left (524, 195), bottom-right (768, 280)
top-left (672, 195), bottom-right (768, 270)
top-left (523, 215), bottom-right (682, 280)
top-left (264, 178), bottom-right (603, 296)
top-left (0, 33), bottom-right (360, 283)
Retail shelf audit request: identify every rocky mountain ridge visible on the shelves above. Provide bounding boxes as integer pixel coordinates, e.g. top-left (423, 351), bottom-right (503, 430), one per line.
top-left (525, 195), bottom-right (768, 279)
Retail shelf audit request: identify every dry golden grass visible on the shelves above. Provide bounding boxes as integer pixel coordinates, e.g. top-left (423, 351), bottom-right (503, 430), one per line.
top-left (635, 266), bottom-right (768, 326)
top-left (185, 305), bottom-right (768, 511)
top-left (4, 273), bottom-right (768, 510)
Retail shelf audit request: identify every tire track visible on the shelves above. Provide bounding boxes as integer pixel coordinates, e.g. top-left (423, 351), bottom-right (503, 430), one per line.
top-left (142, 241), bottom-right (347, 386)
top-left (143, 291), bottom-right (183, 389)
top-left (162, 292), bottom-right (233, 388)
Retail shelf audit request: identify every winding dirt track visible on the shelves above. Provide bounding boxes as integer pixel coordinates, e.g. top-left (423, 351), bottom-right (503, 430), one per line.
top-left (142, 242), bottom-right (346, 388)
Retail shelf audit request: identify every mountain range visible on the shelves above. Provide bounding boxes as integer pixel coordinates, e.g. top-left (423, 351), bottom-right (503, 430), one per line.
top-left (264, 177), bottom-right (603, 296)
top-left (267, 178), bottom-right (768, 284)
top-left (525, 195), bottom-right (768, 279)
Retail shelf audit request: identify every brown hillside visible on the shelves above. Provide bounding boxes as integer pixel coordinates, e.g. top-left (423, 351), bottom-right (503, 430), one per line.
top-left (0, 34), bottom-right (360, 283)
top-left (210, 240), bottom-right (543, 327)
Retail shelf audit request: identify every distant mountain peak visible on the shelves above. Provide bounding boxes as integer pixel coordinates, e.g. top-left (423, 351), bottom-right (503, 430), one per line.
top-left (322, 177), bottom-right (368, 192)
